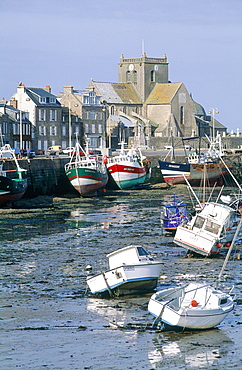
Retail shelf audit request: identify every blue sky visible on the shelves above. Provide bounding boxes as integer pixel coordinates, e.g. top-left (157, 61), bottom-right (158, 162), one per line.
top-left (1, 0), bottom-right (241, 131)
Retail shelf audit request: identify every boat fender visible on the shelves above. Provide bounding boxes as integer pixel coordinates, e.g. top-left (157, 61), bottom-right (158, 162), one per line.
top-left (103, 155), bottom-right (108, 164)
top-left (217, 242), bottom-right (222, 248)
top-left (191, 300), bottom-right (198, 307)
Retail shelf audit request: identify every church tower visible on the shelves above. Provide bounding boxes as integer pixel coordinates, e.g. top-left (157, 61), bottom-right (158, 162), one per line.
top-left (118, 53), bottom-right (169, 102)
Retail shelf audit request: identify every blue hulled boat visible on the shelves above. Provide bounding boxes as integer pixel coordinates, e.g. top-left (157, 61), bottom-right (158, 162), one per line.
top-left (161, 194), bottom-right (189, 234)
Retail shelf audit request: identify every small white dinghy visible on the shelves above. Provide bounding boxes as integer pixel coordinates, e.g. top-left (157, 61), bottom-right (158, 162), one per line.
top-left (148, 216), bottom-right (241, 330)
top-left (86, 245), bottom-right (163, 297)
top-left (148, 282), bottom-right (235, 330)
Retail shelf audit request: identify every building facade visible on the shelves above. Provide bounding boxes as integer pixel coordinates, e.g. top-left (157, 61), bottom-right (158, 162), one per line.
top-left (57, 86), bottom-right (107, 151)
top-left (10, 84), bottom-right (83, 153)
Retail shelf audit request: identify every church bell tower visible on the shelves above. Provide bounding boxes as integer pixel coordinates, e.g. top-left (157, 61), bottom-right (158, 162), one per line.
top-left (118, 53), bottom-right (169, 102)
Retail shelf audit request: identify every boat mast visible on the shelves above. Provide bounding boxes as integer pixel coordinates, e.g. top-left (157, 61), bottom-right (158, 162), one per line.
top-left (217, 214), bottom-right (242, 285)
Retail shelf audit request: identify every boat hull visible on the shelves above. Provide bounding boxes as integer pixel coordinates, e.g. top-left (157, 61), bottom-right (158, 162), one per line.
top-left (87, 262), bottom-right (163, 296)
top-left (158, 160), bottom-right (227, 186)
top-left (148, 283), bottom-right (235, 330)
top-left (107, 163), bottom-right (147, 190)
top-left (65, 167), bottom-right (108, 196)
top-left (0, 176), bottom-right (27, 207)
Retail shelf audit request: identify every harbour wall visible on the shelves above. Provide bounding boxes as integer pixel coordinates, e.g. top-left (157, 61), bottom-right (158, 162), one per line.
top-left (4, 152), bottom-right (242, 198)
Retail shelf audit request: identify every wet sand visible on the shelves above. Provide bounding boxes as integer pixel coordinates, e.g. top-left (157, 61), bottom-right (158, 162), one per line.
top-left (0, 186), bottom-right (242, 369)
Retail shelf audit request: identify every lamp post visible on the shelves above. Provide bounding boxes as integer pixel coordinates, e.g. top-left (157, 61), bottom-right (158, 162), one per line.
top-left (101, 101), bottom-right (107, 150)
top-left (19, 109), bottom-right (22, 151)
top-left (208, 107), bottom-right (219, 140)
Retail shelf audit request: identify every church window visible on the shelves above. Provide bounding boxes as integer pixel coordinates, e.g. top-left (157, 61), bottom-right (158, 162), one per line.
top-left (110, 106), bottom-right (115, 115)
top-left (150, 70), bottom-right (155, 82)
top-left (133, 70), bottom-right (137, 83)
top-left (126, 71), bottom-right (131, 82)
top-left (180, 106), bottom-right (184, 125)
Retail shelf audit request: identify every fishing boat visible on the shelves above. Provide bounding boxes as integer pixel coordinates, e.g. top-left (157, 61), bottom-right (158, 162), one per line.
top-left (148, 215), bottom-right (241, 330)
top-left (159, 136), bottom-right (228, 187)
top-left (86, 245), bottom-right (163, 297)
top-left (0, 144), bottom-right (27, 207)
top-left (173, 202), bottom-right (239, 257)
top-left (161, 194), bottom-right (190, 234)
top-left (64, 139), bottom-right (108, 197)
top-left (107, 141), bottom-right (151, 190)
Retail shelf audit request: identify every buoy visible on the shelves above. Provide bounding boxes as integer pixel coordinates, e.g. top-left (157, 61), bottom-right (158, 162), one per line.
top-left (191, 300), bottom-right (198, 307)
top-left (225, 242), bottom-right (231, 248)
top-left (217, 242), bottom-right (222, 248)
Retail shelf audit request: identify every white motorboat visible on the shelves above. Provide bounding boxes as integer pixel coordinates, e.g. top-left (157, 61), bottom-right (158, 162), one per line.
top-left (174, 202), bottom-right (239, 257)
top-left (148, 282), bottom-right (235, 330)
top-left (86, 245), bottom-right (163, 297)
top-left (148, 216), bottom-right (241, 330)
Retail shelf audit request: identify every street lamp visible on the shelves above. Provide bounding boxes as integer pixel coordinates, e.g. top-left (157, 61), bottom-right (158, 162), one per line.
top-left (208, 107), bottom-right (219, 140)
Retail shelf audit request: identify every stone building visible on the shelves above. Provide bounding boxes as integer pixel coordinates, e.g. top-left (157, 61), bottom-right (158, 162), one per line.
top-left (57, 86), bottom-right (105, 151)
top-left (86, 53), bottom-right (226, 148)
top-left (10, 84), bottom-right (83, 153)
top-left (0, 102), bottom-right (32, 149)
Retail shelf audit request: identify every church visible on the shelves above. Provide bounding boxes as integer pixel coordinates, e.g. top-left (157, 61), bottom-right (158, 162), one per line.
top-left (87, 53), bottom-right (226, 148)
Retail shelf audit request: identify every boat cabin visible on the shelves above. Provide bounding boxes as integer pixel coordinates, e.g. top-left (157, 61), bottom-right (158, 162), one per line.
top-left (107, 245), bottom-right (153, 270)
top-left (190, 203), bottom-right (237, 235)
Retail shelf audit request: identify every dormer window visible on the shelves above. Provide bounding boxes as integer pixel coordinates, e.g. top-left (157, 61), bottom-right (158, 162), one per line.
top-left (40, 97), bottom-right (46, 103)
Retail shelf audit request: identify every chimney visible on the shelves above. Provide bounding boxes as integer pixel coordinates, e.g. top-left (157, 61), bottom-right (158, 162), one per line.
top-left (43, 85), bottom-right (51, 93)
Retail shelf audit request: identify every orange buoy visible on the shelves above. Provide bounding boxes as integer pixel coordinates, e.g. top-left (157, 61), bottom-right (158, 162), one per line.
top-left (191, 300), bottom-right (198, 307)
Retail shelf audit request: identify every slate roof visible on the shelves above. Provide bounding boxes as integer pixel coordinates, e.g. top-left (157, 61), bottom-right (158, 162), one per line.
top-left (26, 88), bottom-right (61, 106)
top-left (93, 82), bottom-right (141, 104)
top-left (145, 83), bottom-right (182, 104)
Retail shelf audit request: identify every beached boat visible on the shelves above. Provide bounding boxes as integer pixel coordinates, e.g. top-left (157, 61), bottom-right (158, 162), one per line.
top-left (86, 245), bottom-right (163, 297)
top-left (107, 142), bottom-right (151, 190)
top-left (148, 282), bottom-right (235, 330)
top-left (161, 194), bottom-right (190, 234)
top-left (148, 216), bottom-right (241, 330)
top-left (0, 144), bottom-right (27, 207)
top-left (159, 137), bottom-right (228, 187)
top-left (173, 202), bottom-right (239, 257)
top-left (65, 140), bottom-right (108, 197)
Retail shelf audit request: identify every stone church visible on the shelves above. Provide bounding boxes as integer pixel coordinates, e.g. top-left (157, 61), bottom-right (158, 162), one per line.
top-left (87, 53), bottom-right (226, 149)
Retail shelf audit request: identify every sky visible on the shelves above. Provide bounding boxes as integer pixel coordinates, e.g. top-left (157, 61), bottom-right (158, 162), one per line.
top-left (1, 0), bottom-right (241, 132)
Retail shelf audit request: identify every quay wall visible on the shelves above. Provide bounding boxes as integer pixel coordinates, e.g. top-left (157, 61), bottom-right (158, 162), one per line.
top-left (4, 152), bottom-right (242, 198)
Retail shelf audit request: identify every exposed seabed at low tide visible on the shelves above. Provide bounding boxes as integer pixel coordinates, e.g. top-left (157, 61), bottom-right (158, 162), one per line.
top-left (0, 185), bottom-right (242, 369)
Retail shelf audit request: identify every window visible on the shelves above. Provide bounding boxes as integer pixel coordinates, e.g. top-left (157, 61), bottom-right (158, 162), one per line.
top-left (98, 124), bottom-right (102, 134)
top-left (39, 126), bottom-right (46, 136)
top-left (92, 124), bottom-right (95, 133)
top-left (39, 109), bottom-right (46, 121)
top-left (180, 106), bottom-right (184, 125)
top-left (40, 97), bottom-right (46, 103)
top-left (89, 91), bottom-right (95, 104)
top-left (62, 141), bottom-right (66, 148)
top-left (97, 112), bottom-right (102, 120)
top-left (50, 97), bottom-right (56, 103)
top-left (133, 70), bottom-right (137, 83)
top-left (38, 140), bottom-right (42, 150)
top-left (126, 71), bottom-right (131, 82)
top-left (50, 109), bottom-right (57, 121)
top-left (123, 106), bottom-right (126, 114)
top-left (85, 124), bottom-right (89, 133)
top-left (83, 111), bottom-right (88, 120)
top-left (50, 126), bottom-right (57, 136)
top-left (75, 126), bottom-right (79, 134)
top-left (151, 70), bottom-right (154, 82)
top-left (110, 106), bottom-right (114, 115)
top-left (62, 126), bottom-right (66, 136)
top-left (90, 110), bottom-right (95, 120)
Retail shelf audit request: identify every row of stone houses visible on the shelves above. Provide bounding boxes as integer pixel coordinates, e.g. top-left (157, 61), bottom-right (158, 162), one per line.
top-left (0, 53), bottom-right (227, 153)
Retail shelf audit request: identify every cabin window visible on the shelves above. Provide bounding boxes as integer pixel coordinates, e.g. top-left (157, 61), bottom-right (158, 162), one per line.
top-left (193, 215), bottom-right (205, 229)
top-left (204, 220), bottom-right (220, 235)
top-left (137, 247), bottom-right (148, 256)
